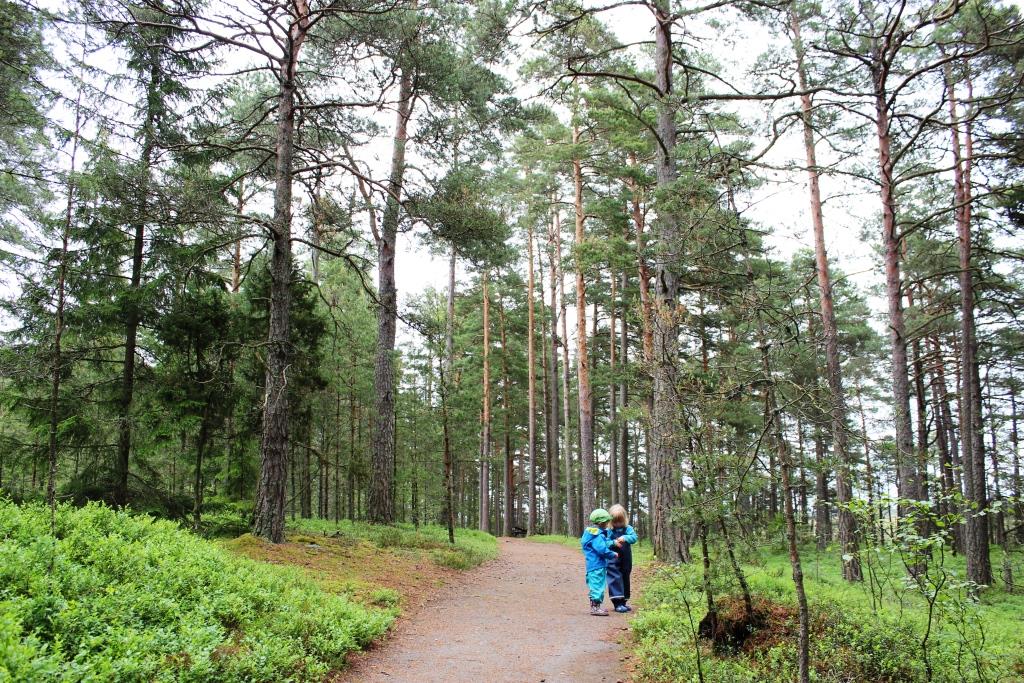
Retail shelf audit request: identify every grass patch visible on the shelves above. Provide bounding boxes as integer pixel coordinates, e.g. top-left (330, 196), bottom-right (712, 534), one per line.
top-left (0, 500), bottom-right (392, 682)
top-left (222, 519), bottom-right (497, 624)
top-left (288, 518), bottom-right (498, 570)
top-left (631, 543), bottom-right (1024, 682)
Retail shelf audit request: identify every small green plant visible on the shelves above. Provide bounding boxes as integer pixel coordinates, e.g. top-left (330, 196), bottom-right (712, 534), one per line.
top-left (374, 526), bottom-right (405, 548)
top-left (369, 588), bottom-right (401, 608)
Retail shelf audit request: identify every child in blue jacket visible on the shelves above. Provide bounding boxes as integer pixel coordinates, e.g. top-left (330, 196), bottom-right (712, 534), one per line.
top-left (606, 503), bottom-right (638, 612)
top-left (581, 508), bottom-right (618, 616)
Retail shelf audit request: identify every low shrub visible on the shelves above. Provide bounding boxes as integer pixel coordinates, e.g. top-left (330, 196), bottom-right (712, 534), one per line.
top-left (631, 548), bottom-right (1024, 683)
top-left (0, 500), bottom-right (392, 682)
top-left (369, 588), bottom-right (401, 608)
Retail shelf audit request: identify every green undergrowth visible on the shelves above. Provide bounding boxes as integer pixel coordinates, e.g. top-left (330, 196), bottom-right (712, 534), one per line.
top-left (530, 533), bottom-right (655, 566)
top-left (0, 500), bottom-right (392, 682)
top-left (631, 543), bottom-right (1024, 682)
top-left (288, 517), bottom-right (499, 570)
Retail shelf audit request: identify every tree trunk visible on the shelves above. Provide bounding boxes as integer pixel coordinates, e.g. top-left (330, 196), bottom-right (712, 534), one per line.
top-left (555, 215), bottom-right (579, 537)
top-left (369, 64), bottom-right (414, 525)
top-left (527, 223), bottom-right (538, 534)
top-left (618, 269), bottom-right (630, 505)
top-left (480, 272), bottom-right (492, 533)
top-left (763, 344), bottom-right (810, 683)
top-left (498, 296), bottom-right (514, 536)
top-left (796, 416), bottom-right (810, 526)
top-left (115, 49), bottom-right (162, 507)
top-left (791, 5), bottom-right (860, 580)
top-left (911, 309), bottom-right (931, 517)
top-left (626, 154), bottom-right (654, 374)
top-left (648, 0), bottom-right (688, 563)
top-left (947, 68), bottom-right (992, 586)
top-left (927, 336), bottom-right (956, 527)
top-left (814, 424), bottom-right (831, 550)
top-left (539, 237), bottom-right (557, 533)
top-left (985, 375), bottom-right (1005, 546)
top-left (609, 271), bottom-right (619, 505)
top-left (874, 80), bottom-right (921, 520)
top-left (935, 335), bottom-right (965, 553)
top-left (854, 383), bottom-right (880, 542)
top-left (572, 126), bottom-right (597, 514)
top-left (545, 210), bottom-right (562, 534)
top-left (442, 249), bottom-right (457, 543)
top-left (253, 9), bottom-right (308, 542)
top-left (48, 86), bottom-right (83, 523)
top-left (192, 402), bottom-right (212, 532)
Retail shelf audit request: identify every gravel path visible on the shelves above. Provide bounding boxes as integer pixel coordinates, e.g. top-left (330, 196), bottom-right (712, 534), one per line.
top-left (340, 538), bottom-right (634, 683)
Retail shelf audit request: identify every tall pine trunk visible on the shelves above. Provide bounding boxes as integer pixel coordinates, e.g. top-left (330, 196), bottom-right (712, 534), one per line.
top-left (546, 211), bottom-right (562, 534)
top-left (556, 215), bottom-right (579, 537)
top-left (499, 297), bottom-right (514, 536)
top-left (609, 271), bottom-right (618, 505)
top-left (527, 223), bottom-right (538, 534)
top-left (479, 273), bottom-right (492, 533)
top-left (618, 269), bottom-right (630, 506)
top-left (369, 66), bottom-right (414, 524)
top-left (441, 247), bottom-right (457, 543)
top-left (947, 67), bottom-right (992, 585)
top-left (791, 5), bottom-right (860, 581)
top-left (49, 86), bottom-right (83, 524)
top-left (649, 0), bottom-right (688, 562)
top-left (874, 75), bottom-right (921, 523)
top-left (115, 49), bottom-right (161, 506)
top-left (253, 8), bottom-right (309, 542)
top-left (572, 126), bottom-right (596, 514)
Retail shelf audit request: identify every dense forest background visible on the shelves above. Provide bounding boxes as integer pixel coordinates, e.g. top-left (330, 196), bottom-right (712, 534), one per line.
top-left (1, 1), bottom-right (1024, 676)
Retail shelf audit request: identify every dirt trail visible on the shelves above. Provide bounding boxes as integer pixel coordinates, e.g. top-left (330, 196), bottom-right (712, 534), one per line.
top-left (340, 538), bottom-right (635, 683)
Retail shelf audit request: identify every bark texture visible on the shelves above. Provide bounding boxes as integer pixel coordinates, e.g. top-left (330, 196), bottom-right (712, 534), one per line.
top-left (546, 211), bottom-right (562, 534)
top-left (648, 1), bottom-right (688, 562)
top-left (527, 223), bottom-right (538, 534)
top-left (368, 66), bottom-right (414, 524)
top-left (947, 69), bottom-right (992, 585)
top-left (873, 75), bottom-right (922, 517)
top-left (572, 126), bottom-right (596, 515)
top-left (254, 5), bottom-right (309, 542)
top-left (480, 273), bottom-right (492, 533)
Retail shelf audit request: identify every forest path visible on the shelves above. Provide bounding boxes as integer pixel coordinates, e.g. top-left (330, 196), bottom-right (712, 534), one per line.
top-left (339, 537), bottom-right (635, 683)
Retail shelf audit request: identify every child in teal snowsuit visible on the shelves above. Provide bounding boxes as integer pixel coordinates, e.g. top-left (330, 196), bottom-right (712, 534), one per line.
top-left (581, 508), bottom-right (618, 616)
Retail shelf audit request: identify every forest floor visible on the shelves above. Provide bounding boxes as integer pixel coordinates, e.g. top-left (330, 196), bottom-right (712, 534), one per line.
top-left (337, 538), bottom-right (636, 683)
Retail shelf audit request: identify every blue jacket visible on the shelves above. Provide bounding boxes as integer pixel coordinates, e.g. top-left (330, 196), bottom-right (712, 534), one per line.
top-left (608, 524), bottom-right (638, 567)
top-left (580, 526), bottom-right (618, 572)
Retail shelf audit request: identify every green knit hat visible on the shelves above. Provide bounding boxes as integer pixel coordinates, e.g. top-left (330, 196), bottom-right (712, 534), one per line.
top-left (589, 508), bottom-right (612, 524)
